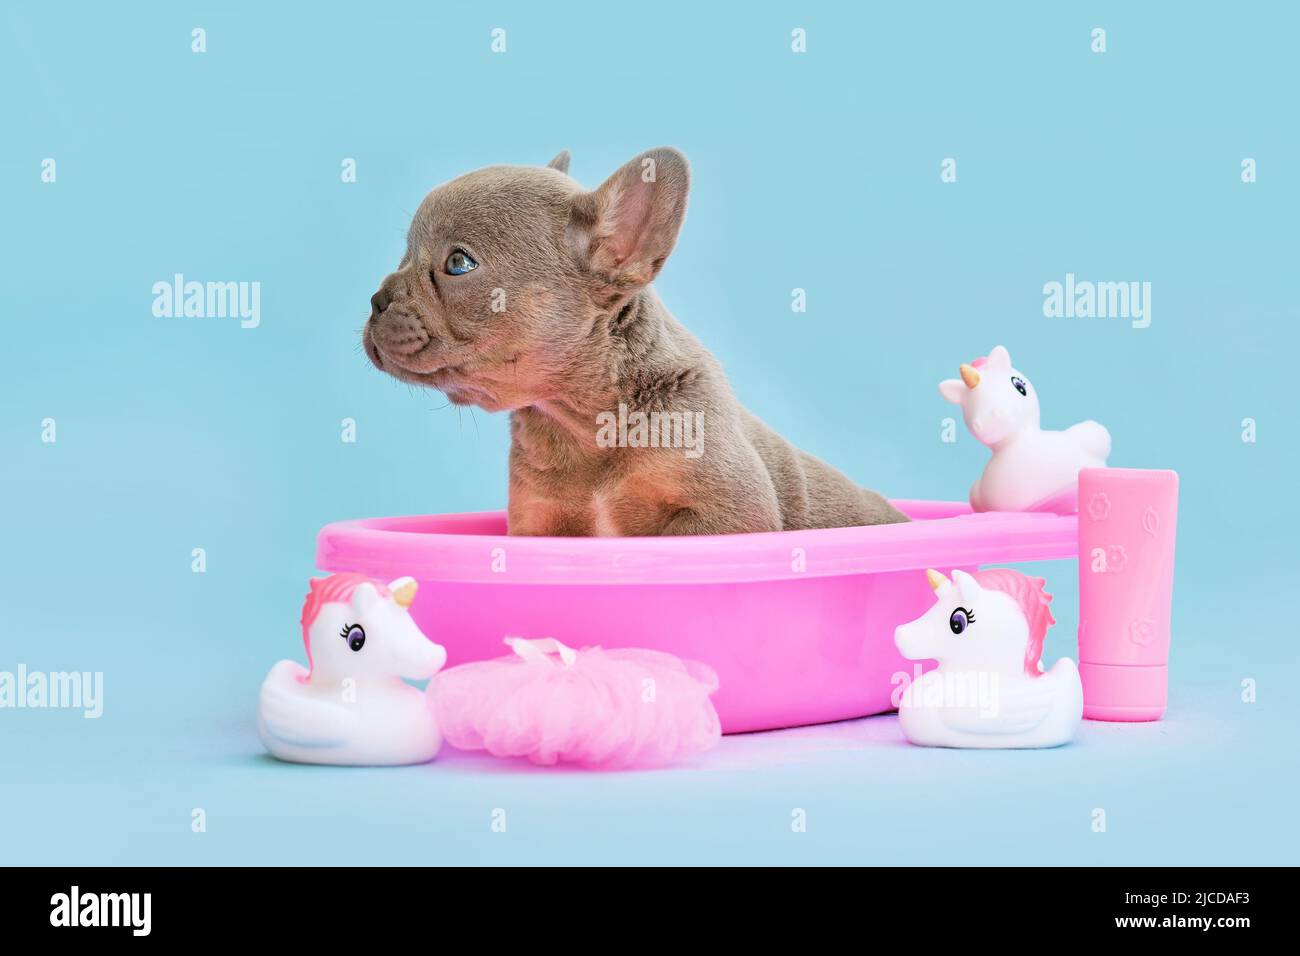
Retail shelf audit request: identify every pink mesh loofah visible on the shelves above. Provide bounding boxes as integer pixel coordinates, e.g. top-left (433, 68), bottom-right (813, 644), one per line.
top-left (430, 638), bottom-right (721, 769)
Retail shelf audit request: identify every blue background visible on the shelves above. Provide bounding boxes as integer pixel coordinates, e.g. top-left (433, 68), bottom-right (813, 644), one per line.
top-left (2, 1), bottom-right (1296, 864)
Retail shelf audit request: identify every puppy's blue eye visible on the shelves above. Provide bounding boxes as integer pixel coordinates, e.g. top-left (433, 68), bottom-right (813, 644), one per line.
top-left (445, 250), bottom-right (477, 275)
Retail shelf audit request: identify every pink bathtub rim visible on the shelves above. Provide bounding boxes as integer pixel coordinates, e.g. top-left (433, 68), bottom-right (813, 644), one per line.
top-left (317, 500), bottom-right (1079, 586)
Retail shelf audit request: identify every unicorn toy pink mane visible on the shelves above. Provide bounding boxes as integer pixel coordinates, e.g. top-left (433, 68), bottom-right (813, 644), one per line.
top-left (965, 568), bottom-right (1055, 677)
top-left (939, 345), bottom-right (1111, 513)
top-left (299, 573), bottom-right (390, 676)
top-left (892, 566), bottom-right (1082, 749)
top-left (259, 572), bottom-right (446, 765)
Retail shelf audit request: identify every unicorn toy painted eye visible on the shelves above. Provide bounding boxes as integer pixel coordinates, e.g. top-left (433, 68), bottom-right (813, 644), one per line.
top-left (258, 573), bottom-right (447, 765)
top-left (939, 345), bottom-right (1110, 513)
top-left (893, 568), bottom-right (1083, 749)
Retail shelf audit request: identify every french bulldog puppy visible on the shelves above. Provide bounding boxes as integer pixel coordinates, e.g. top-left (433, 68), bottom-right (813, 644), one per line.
top-left (364, 148), bottom-right (907, 536)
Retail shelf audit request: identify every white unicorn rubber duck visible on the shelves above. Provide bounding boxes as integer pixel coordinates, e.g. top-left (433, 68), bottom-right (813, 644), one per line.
top-left (893, 568), bottom-right (1082, 749)
top-left (258, 573), bottom-right (446, 766)
top-left (939, 345), bottom-right (1110, 513)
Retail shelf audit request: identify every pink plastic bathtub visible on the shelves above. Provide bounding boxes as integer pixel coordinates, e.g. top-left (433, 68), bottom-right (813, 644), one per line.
top-left (316, 500), bottom-right (1078, 733)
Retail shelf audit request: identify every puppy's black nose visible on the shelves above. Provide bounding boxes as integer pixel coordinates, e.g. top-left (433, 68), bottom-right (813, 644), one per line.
top-left (370, 289), bottom-right (391, 315)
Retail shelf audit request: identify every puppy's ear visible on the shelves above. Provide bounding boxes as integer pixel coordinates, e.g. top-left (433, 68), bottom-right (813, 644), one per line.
top-left (546, 150), bottom-right (571, 174)
top-left (569, 147), bottom-right (690, 304)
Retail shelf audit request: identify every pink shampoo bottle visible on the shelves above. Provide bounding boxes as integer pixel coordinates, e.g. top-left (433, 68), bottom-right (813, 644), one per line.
top-left (1076, 468), bottom-right (1179, 721)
